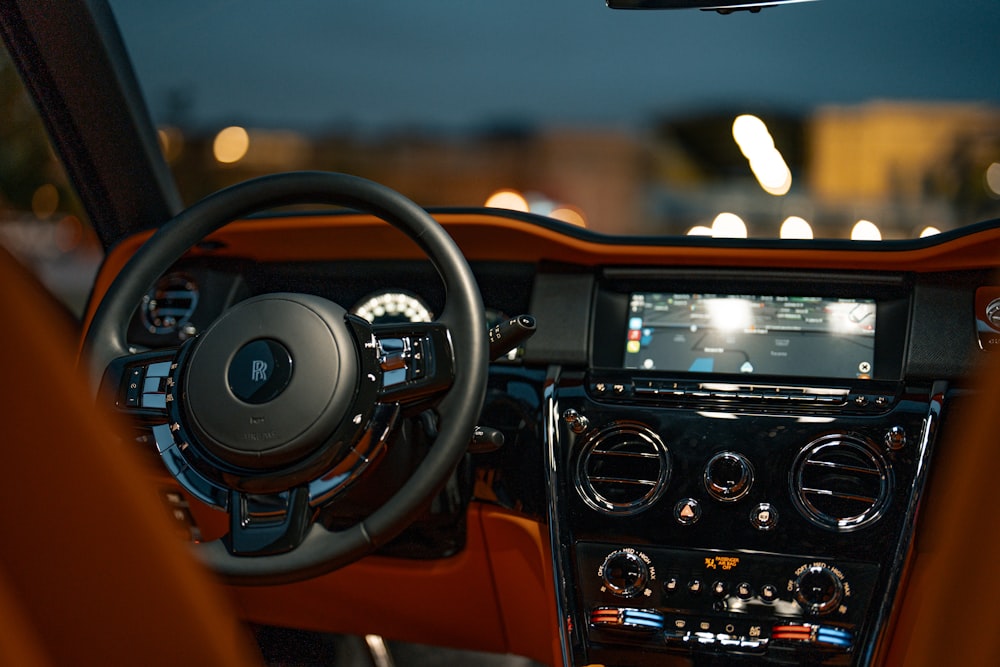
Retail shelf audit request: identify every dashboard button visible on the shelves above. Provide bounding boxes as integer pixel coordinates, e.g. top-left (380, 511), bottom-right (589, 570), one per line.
top-left (736, 582), bottom-right (753, 600)
top-left (750, 503), bottom-right (779, 530)
top-left (884, 425), bottom-right (906, 451)
top-left (600, 550), bottom-right (649, 598)
top-left (793, 565), bottom-right (844, 615)
top-left (674, 498), bottom-right (702, 525)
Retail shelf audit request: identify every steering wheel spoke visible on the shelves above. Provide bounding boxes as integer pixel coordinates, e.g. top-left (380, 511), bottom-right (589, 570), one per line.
top-left (224, 487), bottom-right (314, 556)
top-left (373, 322), bottom-right (455, 404)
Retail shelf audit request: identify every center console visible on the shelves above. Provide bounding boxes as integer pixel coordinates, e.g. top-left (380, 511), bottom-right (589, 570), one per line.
top-left (544, 270), bottom-right (942, 666)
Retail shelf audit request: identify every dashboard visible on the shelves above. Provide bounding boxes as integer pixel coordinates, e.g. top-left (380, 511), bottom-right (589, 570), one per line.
top-left (106, 209), bottom-right (1000, 667)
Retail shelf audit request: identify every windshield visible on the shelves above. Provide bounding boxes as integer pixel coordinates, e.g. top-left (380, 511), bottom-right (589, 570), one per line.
top-left (109, 0), bottom-right (1000, 240)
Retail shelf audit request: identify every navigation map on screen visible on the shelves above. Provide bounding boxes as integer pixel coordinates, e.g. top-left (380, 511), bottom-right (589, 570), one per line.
top-left (622, 293), bottom-right (876, 379)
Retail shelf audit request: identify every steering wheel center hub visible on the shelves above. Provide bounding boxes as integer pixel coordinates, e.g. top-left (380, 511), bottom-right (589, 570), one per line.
top-left (182, 293), bottom-right (360, 471)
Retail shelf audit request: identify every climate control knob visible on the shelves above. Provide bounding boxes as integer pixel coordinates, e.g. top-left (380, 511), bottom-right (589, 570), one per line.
top-left (793, 565), bottom-right (844, 615)
top-left (600, 550), bottom-right (650, 598)
top-left (704, 451), bottom-right (754, 501)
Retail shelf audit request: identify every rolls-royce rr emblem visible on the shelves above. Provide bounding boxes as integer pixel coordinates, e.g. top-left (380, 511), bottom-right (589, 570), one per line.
top-left (229, 339), bottom-right (292, 404)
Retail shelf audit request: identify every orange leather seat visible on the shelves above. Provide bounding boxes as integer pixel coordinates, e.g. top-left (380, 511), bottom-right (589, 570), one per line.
top-left (0, 246), bottom-right (260, 666)
top-left (885, 344), bottom-right (1000, 665)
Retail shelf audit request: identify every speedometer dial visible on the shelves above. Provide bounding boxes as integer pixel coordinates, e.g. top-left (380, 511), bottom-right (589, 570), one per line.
top-left (351, 290), bottom-right (433, 324)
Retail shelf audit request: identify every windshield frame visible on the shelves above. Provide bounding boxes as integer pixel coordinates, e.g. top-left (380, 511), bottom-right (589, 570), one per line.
top-left (0, 0), bottom-right (180, 249)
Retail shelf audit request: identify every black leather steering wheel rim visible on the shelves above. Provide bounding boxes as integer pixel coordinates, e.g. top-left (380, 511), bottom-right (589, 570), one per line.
top-left (82, 171), bottom-right (489, 584)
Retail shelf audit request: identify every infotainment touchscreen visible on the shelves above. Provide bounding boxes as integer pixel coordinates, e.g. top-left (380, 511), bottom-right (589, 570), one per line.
top-left (623, 293), bottom-right (876, 379)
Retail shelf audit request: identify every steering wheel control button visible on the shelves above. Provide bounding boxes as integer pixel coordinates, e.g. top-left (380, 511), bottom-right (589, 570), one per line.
top-left (124, 367), bottom-right (143, 406)
top-left (674, 498), bottom-right (702, 525)
top-left (704, 451), bottom-right (754, 502)
top-left (750, 503), bottom-right (779, 531)
top-left (126, 356), bottom-right (177, 411)
top-left (146, 361), bottom-right (173, 377)
top-left (228, 339), bottom-right (293, 404)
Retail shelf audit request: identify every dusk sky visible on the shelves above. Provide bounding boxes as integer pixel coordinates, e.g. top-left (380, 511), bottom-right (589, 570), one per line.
top-left (110, 0), bottom-right (1000, 133)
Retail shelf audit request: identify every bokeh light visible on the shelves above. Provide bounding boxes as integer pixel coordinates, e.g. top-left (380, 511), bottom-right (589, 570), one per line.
top-left (31, 184), bottom-right (59, 220)
top-left (550, 205), bottom-right (587, 227)
top-left (213, 126), bottom-right (250, 164)
top-left (484, 189), bottom-right (530, 212)
top-left (733, 114), bottom-right (791, 196)
top-left (780, 216), bottom-right (813, 239)
top-left (986, 162), bottom-right (1000, 197)
top-left (851, 219), bottom-right (882, 241)
top-left (711, 213), bottom-right (748, 238)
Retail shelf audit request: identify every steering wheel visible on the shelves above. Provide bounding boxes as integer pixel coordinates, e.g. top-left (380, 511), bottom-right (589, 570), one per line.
top-left (82, 172), bottom-right (489, 584)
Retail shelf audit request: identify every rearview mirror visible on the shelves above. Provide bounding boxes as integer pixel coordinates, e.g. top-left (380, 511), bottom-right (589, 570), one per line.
top-left (607, 0), bottom-right (816, 12)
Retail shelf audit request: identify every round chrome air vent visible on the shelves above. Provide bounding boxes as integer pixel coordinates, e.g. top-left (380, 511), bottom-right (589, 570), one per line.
top-left (141, 272), bottom-right (199, 334)
top-left (790, 433), bottom-right (892, 532)
top-left (575, 422), bottom-right (671, 516)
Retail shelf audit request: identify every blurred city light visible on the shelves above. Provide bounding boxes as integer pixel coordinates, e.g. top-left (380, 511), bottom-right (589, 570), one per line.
top-left (213, 126), bottom-right (250, 164)
top-left (732, 114), bottom-right (791, 196)
top-left (485, 189), bottom-right (530, 212)
top-left (780, 216), bottom-right (813, 239)
top-left (31, 184), bottom-right (59, 220)
top-left (919, 226), bottom-right (941, 237)
top-left (851, 219), bottom-right (882, 241)
top-left (987, 162), bottom-right (1000, 197)
top-left (750, 150), bottom-right (792, 195)
top-left (687, 225), bottom-right (713, 236)
top-left (712, 212), bottom-right (748, 238)
top-left (732, 115), bottom-right (771, 157)
top-left (550, 205), bottom-right (587, 227)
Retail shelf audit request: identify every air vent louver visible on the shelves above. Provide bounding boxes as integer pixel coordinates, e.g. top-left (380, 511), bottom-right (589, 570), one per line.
top-left (575, 422), bottom-right (671, 516)
top-left (790, 434), bottom-right (892, 532)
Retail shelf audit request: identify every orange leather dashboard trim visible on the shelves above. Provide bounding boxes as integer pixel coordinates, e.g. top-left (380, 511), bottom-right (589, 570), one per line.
top-left (93, 212), bottom-right (1000, 301)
